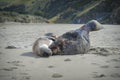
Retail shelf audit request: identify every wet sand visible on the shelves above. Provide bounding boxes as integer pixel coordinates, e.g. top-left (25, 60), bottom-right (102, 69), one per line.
top-left (0, 22), bottom-right (120, 80)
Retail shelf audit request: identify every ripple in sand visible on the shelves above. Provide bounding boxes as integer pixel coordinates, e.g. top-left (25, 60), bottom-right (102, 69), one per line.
top-left (89, 47), bottom-right (116, 56)
top-left (110, 73), bottom-right (120, 78)
top-left (0, 75), bottom-right (10, 77)
top-left (93, 74), bottom-right (106, 78)
top-left (21, 76), bottom-right (31, 80)
top-left (114, 66), bottom-right (120, 68)
top-left (100, 65), bottom-right (109, 68)
top-left (7, 61), bottom-right (25, 67)
top-left (110, 59), bottom-right (120, 62)
top-left (91, 63), bottom-right (99, 66)
top-left (20, 73), bottom-right (28, 75)
top-left (52, 73), bottom-right (63, 78)
top-left (11, 76), bottom-right (17, 79)
top-left (0, 66), bottom-right (18, 71)
top-left (64, 58), bottom-right (71, 61)
top-left (100, 48), bottom-right (109, 52)
top-left (1, 68), bottom-right (13, 71)
top-left (7, 61), bottom-right (22, 63)
top-left (0, 52), bottom-right (2, 54)
top-left (11, 67), bottom-right (18, 69)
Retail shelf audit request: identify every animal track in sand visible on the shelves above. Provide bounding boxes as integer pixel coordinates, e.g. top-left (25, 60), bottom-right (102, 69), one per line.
top-left (12, 75), bottom-right (31, 80)
top-left (100, 65), bottom-right (109, 68)
top-left (1, 68), bottom-right (13, 71)
top-left (20, 73), bottom-right (29, 75)
top-left (89, 47), bottom-right (120, 56)
top-left (110, 59), bottom-right (120, 62)
top-left (52, 73), bottom-right (63, 78)
top-left (7, 61), bottom-right (22, 63)
top-left (5, 46), bottom-right (17, 49)
top-left (0, 67), bottom-right (18, 71)
top-left (7, 61), bottom-right (25, 67)
top-left (110, 73), bottom-right (120, 78)
top-left (106, 58), bottom-right (120, 63)
top-left (11, 76), bottom-right (17, 80)
top-left (91, 63), bottom-right (99, 66)
top-left (11, 66), bottom-right (18, 69)
top-left (93, 72), bottom-right (98, 73)
top-left (114, 66), bottom-right (120, 68)
top-left (21, 76), bottom-right (31, 80)
top-left (64, 58), bottom-right (71, 61)
top-left (0, 75), bottom-right (10, 77)
top-left (0, 52), bottom-right (2, 54)
top-left (48, 65), bottom-right (54, 68)
top-left (93, 73), bottom-right (106, 78)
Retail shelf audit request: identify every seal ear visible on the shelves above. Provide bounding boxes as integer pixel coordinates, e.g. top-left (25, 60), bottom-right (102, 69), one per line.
top-left (48, 37), bottom-right (56, 41)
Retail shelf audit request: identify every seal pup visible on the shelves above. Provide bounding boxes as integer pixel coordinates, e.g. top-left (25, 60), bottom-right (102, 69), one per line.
top-left (32, 36), bottom-right (55, 57)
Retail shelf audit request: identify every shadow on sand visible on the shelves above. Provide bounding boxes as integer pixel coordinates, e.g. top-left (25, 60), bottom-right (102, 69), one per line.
top-left (21, 52), bottom-right (40, 58)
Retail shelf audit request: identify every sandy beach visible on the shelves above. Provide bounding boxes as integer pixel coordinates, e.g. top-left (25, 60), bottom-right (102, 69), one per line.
top-left (0, 23), bottom-right (120, 80)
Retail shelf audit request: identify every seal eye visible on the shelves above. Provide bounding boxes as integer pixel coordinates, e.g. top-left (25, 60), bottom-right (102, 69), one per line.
top-left (48, 37), bottom-right (56, 41)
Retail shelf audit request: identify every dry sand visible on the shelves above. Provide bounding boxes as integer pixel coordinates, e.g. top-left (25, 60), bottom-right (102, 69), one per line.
top-left (0, 22), bottom-right (120, 80)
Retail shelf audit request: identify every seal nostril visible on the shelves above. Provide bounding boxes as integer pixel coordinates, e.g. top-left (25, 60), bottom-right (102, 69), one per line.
top-left (42, 52), bottom-right (50, 57)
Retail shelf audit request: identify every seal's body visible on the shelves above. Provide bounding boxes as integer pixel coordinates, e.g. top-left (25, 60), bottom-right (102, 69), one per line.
top-left (33, 20), bottom-right (103, 57)
top-left (49, 20), bottom-right (103, 55)
top-left (61, 28), bottom-right (90, 55)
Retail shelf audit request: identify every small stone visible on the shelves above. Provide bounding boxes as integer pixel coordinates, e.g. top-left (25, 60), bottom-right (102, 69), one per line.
top-left (52, 73), bottom-right (63, 78)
